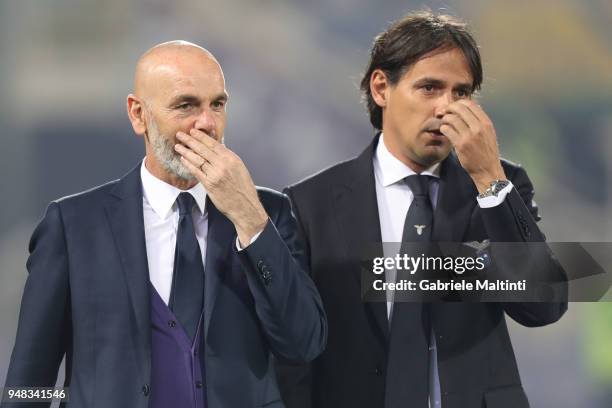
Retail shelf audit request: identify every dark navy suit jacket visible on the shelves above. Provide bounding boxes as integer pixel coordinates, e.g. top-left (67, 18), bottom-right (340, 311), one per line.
top-left (3, 164), bottom-right (327, 408)
top-left (278, 135), bottom-right (567, 408)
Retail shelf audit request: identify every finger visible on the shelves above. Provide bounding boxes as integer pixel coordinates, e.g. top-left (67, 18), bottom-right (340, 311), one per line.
top-left (441, 112), bottom-right (470, 137)
top-left (176, 131), bottom-right (219, 164)
top-left (189, 128), bottom-right (222, 153)
top-left (179, 155), bottom-right (208, 184)
top-left (199, 159), bottom-right (214, 177)
top-left (445, 102), bottom-right (480, 132)
top-left (457, 99), bottom-right (490, 125)
top-left (174, 143), bottom-right (209, 169)
top-left (439, 122), bottom-right (461, 144)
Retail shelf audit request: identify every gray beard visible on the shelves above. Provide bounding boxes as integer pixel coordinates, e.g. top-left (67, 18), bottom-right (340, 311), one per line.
top-left (147, 119), bottom-right (196, 182)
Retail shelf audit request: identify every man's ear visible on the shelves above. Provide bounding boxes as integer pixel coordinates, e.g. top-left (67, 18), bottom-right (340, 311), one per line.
top-left (370, 69), bottom-right (390, 108)
top-left (127, 94), bottom-right (147, 136)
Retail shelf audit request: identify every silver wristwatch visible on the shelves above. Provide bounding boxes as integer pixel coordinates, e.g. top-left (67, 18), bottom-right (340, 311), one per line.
top-left (478, 179), bottom-right (510, 199)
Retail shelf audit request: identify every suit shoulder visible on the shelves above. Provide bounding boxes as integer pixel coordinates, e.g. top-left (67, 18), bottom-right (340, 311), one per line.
top-left (256, 186), bottom-right (289, 208)
top-left (256, 186), bottom-right (286, 201)
top-left (286, 158), bottom-right (355, 195)
top-left (53, 178), bottom-right (120, 209)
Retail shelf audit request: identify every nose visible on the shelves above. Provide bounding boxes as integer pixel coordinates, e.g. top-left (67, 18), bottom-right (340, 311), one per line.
top-left (433, 91), bottom-right (454, 118)
top-left (194, 108), bottom-right (216, 136)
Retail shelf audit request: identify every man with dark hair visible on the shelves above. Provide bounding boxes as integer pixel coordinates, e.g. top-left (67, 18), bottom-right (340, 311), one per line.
top-left (361, 12), bottom-right (483, 132)
top-left (278, 11), bottom-right (566, 408)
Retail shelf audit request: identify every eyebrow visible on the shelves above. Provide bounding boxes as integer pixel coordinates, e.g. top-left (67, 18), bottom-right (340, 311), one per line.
top-left (414, 77), bottom-right (473, 92)
top-left (168, 92), bottom-right (228, 107)
top-left (168, 94), bottom-right (200, 107)
top-left (215, 92), bottom-right (229, 103)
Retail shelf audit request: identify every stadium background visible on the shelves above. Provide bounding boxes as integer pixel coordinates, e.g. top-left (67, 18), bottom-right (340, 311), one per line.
top-left (0, 0), bottom-right (610, 406)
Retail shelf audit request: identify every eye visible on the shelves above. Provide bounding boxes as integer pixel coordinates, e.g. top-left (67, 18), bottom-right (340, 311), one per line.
top-left (419, 83), bottom-right (440, 95)
top-left (455, 88), bottom-right (471, 98)
top-left (176, 103), bottom-right (192, 110)
top-left (212, 100), bottom-right (226, 110)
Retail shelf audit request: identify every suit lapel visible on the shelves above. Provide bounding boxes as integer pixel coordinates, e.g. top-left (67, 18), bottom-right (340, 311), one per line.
top-left (334, 135), bottom-right (388, 340)
top-left (104, 166), bottom-right (236, 357)
top-left (104, 165), bottom-right (151, 374)
top-left (203, 199), bottom-right (235, 337)
top-left (432, 153), bottom-right (477, 242)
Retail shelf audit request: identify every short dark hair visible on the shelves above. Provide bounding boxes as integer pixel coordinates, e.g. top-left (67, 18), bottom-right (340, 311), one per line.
top-left (360, 11), bottom-right (483, 130)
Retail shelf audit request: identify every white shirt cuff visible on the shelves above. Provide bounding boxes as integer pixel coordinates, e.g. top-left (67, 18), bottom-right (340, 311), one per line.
top-left (476, 181), bottom-right (514, 208)
top-left (235, 229), bottom-right (264, 251)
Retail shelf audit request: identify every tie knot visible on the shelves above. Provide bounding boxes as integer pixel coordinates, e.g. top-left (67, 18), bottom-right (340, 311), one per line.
top-left (176, 192), bottom-right (196, 216)
top-left (405, 175), bottom-right (431, 197)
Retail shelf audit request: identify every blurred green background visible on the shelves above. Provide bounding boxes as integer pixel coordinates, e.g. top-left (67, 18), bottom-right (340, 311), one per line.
top-left (0, 0), bottom-right (610, 406)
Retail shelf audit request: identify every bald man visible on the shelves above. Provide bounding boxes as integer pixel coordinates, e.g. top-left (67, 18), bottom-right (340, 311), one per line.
top-left (2, 41), bottom-right (326, 408)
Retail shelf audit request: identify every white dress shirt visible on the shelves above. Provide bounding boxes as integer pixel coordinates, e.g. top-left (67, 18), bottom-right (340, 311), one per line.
top-left (372, 134), bottom-right (512, 408)
top-left (373, 134), bottom-right (441, 317)
top-left (141, 159), bottom-right (209, 305)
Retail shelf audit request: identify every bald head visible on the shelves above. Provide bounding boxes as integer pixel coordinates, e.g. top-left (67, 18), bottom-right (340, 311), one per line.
top-left (134, 40), bottom-right (222, 101)
top-left (126, 40), bottom-right (228, 185)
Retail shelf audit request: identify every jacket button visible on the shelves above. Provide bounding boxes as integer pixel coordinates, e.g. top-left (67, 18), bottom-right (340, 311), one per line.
top-left (374, 366), bottom-right (383, 376)
top-left (168, 320), bottom-right (176, 328)
top-left (195, 381), bottom-right (203, 388)
top-left (258, 261), bottom-right (273, 285)
top-left (262, 271), bottom-right (272, 285)
top-left (142, 384), bottom-right (150, 396)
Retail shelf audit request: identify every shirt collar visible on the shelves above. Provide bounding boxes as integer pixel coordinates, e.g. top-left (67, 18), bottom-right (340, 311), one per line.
top-left (140, 158), bottom-right (208, 219)
top-left (375, 133), bottom-right (441, 187)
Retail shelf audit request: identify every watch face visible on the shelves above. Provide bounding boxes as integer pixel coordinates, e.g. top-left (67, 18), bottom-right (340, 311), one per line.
top-left (478, 180), bottom-right (509, 199)
top-left (492, 180), bottom-right (510, 194)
